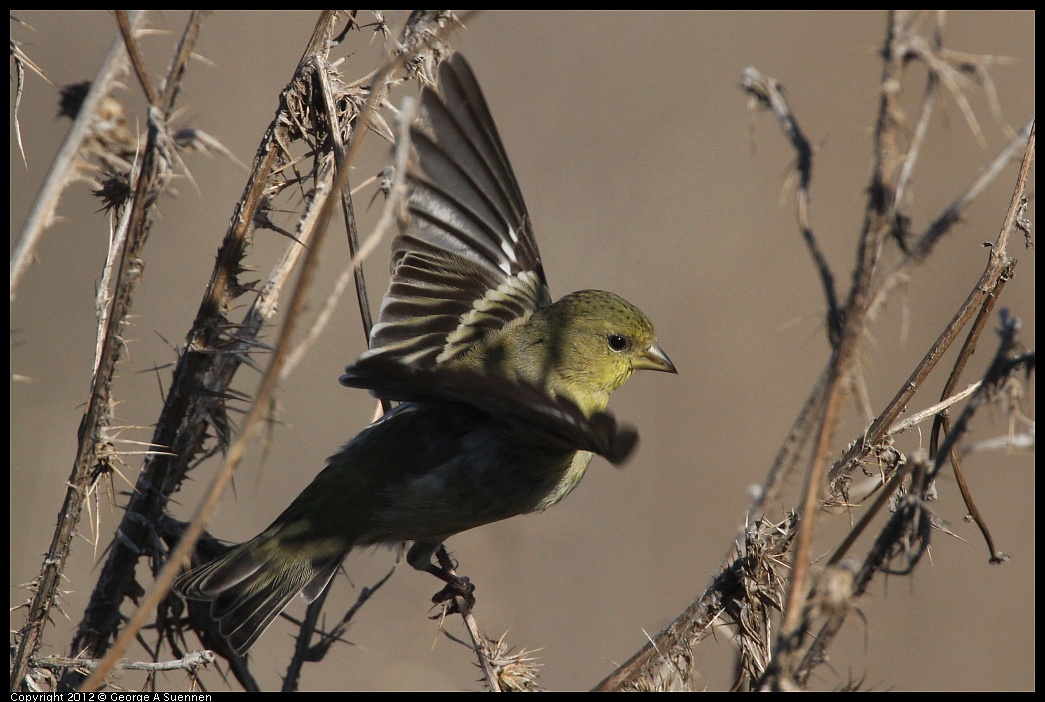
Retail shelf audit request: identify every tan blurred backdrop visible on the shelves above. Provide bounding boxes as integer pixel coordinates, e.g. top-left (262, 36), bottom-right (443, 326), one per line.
top-left (10, 11), bottom-right (1034, 691)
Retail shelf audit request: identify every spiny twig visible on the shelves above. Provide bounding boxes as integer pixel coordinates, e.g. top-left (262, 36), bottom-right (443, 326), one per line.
top-left (11, 11), bottom-right (203, 693)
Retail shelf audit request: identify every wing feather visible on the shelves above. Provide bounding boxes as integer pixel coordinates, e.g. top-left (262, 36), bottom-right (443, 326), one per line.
top-left (365, 54), bottom-right (551, 369)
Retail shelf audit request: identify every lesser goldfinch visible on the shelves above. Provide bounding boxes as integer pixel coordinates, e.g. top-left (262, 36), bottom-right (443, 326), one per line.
top-left (175, 54), bottom-right (676, 655)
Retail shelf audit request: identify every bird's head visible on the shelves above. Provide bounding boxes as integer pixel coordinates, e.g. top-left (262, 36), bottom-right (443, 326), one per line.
top-left (524, 289), bottom-right (676, 415)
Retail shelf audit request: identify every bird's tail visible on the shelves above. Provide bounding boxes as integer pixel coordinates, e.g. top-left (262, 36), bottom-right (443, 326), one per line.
top-left (174, 528), bottom-right (348, 655)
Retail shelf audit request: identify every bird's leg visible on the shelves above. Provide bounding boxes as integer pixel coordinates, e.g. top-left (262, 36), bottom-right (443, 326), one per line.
top-left (432, 544), bottom-right (476, 604)
top-left (406, 540), bottom-right (476, 610)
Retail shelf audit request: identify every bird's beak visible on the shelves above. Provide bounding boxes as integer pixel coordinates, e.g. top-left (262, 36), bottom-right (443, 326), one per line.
top-left (635, 341), bottom-right (677, 374)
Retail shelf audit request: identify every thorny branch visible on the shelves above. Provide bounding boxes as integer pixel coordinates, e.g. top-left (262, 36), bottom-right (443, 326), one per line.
top-left (593, 515), bottom-right (798, 692)
top-left (793, 313), bottom-right (1034, 687)
top-left (33, 651), bottom-right (216, 674)
top-left (60, 14), bottom-right (342, 692)
top-left (11, 11), bottom-right (202, 693)
top-left (76, 10), bottom-right (434, 691)
top-left (599, 11), bottom-right (1033, 692)
top-left (73, 10), bottom-right (492, 694)
top-left (772, 13), bottom-right (915, 676)
top-left (10, 12), bottom-right (145, 303)
top-left (761, 14), bottom-right (1035, 689)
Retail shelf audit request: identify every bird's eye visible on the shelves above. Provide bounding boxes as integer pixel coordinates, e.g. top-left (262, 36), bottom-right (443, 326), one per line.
top-left (607, 334), bottom-right (628, 352)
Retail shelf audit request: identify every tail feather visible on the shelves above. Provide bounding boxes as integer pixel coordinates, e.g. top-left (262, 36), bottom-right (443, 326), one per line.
top-left (212, 574), bottom-right (303, 654)
top-left (176, 540), bottom-right (267, 597)
top-left (175, 537), bottom-right (348, 655)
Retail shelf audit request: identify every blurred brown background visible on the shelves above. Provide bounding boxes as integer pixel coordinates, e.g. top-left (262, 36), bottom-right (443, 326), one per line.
top-left (10, 11), bottom-right (1034, 691)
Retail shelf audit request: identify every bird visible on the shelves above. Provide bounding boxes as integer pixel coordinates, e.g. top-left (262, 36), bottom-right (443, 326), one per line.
top-left (174, 53), bottom-right (677, 655)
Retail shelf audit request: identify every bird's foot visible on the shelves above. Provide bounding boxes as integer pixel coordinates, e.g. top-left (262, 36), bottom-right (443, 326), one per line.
top-left (430, 576), bottom-right (475, 615)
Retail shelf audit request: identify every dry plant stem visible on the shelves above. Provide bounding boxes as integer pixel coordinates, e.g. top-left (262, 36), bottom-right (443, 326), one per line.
top-left (827, 122), bottom-right (1033, 493)
top-left (34, 651), bottom-right (215, 674)
top-left (9, 11), bottom-right (144, 304)
top-left (887, 13), bottom-right (944, 242)
top-left (777, 6), bottom-right (907, 660)
top-left (741, 67), bottom-right (842, 343)
top-left (642, 12), bottom-right (1033, 692)
top-left (81, 152), bottom-right (331, 690)
top-left (887, 380), bottom-right (981, 435)
top-left (930, 275), bottom-right (1009, 562)
top-left (604, 12), bottom-right (1033, 692)
top-left (10, 27), bottom-right (56, 166)
top-left (745, 367), bottom-right (830, 524)
top-left (315, 54), bottom-right (378, 346)
top-left (827, 456), bottom-right (913, 569)
top-left (78, 12), bottom-right (352, 690)
top-left (791, 453), bottom-right (927, 687)
top-left (788, 123), bottom-right (1034, 687)
top-left (331, 562), bottom-right (399, 638)
top-left (282, 562), bottom-right (398, 692)
top-left (63, 12), bottom-right (339, 684)
top-left (823, 263), bottom-right (1015, 559)
top-left (780, 126), bottom-right (1035, 685)
top-left (937, 412), bottom-right (1001, 557)
top-left (275, 59), bottom-right (365, 378)
top-left (283, 583), bottom-right (333, 693)
top-left (281, 58), bottom-right (391, 414)
top-left (11, 45), bottom-right (27, 164)
top-left (593, 516), bottom-right (797, 692)
top-left (604, 11), bottom-right (1029, 691)
top-left (774, 11), bottom-right (914, 682)
top-left (892, 72), bottom-right (937, 232)
top-left (115, 10), bottom-right (161, 107)
top-left (906, 118), bottom-right (1034, 264)
top-left (785, 165), bottom-right (1027, 683)
top-left (93, 186), bottom-right (136, 370)
top-left (11, 11), bottom-right (199, 692)
top-left (796, 317), bottom-right (1030, 686)
top-left (591, 589), bottom-right (717, 690)
top-left (925, 317), bottom-right (1026, 490)
top-left (826, 122), bottom-right (1034, 495)
top-left (279, 116), bottom-right (411, 385)
top-left (434, 546), bottom-right (501, 692)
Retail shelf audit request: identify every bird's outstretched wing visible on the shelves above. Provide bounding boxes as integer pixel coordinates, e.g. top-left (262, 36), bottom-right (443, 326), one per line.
top-left (343, 56), bottom-right (639, 462)
top-left (341, 357), bottom-right (638, 464)
top-left (362, 53), bottom-right (552, 369)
